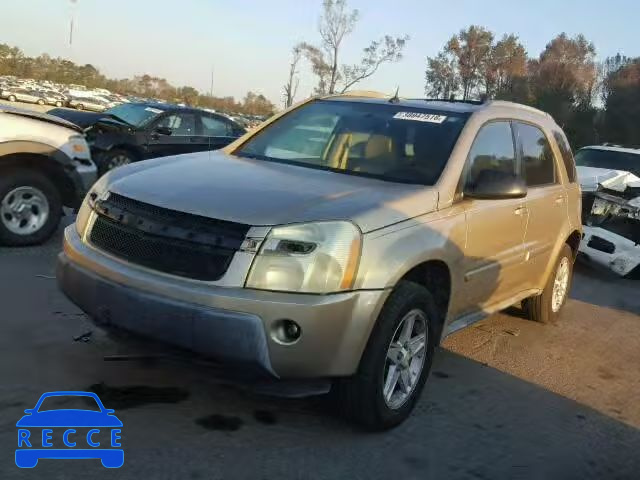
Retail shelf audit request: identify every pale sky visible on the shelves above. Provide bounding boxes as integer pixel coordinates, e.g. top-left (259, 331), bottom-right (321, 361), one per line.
top-left (2, 0), bottom-right (638, 105)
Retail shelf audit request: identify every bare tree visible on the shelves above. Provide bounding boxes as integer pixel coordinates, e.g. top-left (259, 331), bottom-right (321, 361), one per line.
top-left (283, 44), bottom-right (303, 108)
top-left (340, 35), bottom-right (409, 93)
top-left (299, 0), bottom-right (408, 94)
top-left (318, 0), bottom-right (359, 94)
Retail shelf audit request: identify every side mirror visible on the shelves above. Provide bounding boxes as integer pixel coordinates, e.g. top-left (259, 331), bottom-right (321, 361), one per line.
top-left (24, 409), bottom-right (34, 415)
top-left (464, 170), bottom-right (527, 200)
top-left (154, 126), bottom-right (172, 136)
top-left (105, 409), bottom-right (115, 414)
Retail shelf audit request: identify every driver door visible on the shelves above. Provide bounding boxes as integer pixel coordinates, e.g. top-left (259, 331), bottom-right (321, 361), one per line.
top-left (459, 121), bottom-right (529, 313)
top-left (146, 112), bottom-right (198, 158)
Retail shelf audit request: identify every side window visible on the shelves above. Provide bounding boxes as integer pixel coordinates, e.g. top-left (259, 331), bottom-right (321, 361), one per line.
top-left (201, 116), bottom-right (231, 136)
top-left (553, 131), bottom-right (576, 183)
top-left (466, 121), bottom-right (516, 187)
top-left (516, 123), bottom-right (556, 186)
top-left (156, 113), bottom-right (196, 136)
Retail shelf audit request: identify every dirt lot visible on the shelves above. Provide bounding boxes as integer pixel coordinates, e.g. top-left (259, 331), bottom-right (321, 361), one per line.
top-left (0, 219), bottom-right (638, 479)
top-left (444, 264), bottom-right (640, 429)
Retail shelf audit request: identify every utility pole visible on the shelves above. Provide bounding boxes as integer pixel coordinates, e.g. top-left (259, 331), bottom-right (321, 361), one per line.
top-left (69, 0), bottom-right (78, 47)
top-left (209, 66), bottom-right (214, 97)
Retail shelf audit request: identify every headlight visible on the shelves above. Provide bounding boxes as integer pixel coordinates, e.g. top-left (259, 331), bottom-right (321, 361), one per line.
top-left (75, 175), bottom-right (109, 237)
top-left (245, 221), bottom-right (361, 293)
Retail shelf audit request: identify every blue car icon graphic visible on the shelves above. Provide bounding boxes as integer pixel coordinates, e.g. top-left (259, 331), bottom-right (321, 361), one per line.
top-left (16, 391), bottom-right (123, 468)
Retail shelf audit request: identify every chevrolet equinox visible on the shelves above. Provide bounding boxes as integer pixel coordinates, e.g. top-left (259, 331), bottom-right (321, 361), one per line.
top-left (57, 92), bottom-right (582, 430)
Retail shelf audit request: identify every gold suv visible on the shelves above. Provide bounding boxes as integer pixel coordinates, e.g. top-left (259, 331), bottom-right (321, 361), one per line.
top-left (57, 93), bottom-right (582, 430)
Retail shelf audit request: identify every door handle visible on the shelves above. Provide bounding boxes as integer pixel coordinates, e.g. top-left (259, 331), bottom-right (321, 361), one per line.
top-left (555, 195), bottom-right (565, 205)
top-left (514, 206), bottom-right (527, 216)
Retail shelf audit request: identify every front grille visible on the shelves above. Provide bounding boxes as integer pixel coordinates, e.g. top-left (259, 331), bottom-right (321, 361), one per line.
top-left (89, 193), bottom-right (250, 281)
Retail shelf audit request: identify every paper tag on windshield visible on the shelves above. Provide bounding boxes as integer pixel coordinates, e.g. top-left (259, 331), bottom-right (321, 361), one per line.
top-left (145, 107), bottom-right (164, 114)
top-left (393, 112), bottom-right (447, 123)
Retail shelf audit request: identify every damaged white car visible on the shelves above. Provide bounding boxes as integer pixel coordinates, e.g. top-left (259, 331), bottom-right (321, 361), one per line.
top-left (575, 146), bottom-right (640, 278)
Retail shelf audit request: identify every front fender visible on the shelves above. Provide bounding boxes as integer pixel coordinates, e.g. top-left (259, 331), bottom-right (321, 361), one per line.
top-left (0, 140), bottom-right (73, 168)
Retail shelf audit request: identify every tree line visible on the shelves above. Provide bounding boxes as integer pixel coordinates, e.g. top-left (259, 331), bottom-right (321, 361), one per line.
top-left (425, 26), bottom-right (640, 149)
top-left (0, 44), bottom-right (275, 116)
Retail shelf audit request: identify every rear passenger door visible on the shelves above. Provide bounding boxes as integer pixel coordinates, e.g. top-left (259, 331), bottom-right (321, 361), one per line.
top-left (515, 122), bottom-right (567, 289)
top-left (191, 114), bottom-right (240, 152)
top-left (461, 121), bottom-right (529, 311)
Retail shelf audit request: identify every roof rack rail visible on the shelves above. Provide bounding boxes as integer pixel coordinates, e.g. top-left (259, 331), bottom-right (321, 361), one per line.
top-left (422, 98), bottom-right (486, 105)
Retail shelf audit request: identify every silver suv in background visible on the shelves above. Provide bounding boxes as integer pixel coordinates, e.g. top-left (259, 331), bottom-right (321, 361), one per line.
top-left (57, 93), bottom-right (581, 429)
top-left (0, 106), bottom-right (96, 245)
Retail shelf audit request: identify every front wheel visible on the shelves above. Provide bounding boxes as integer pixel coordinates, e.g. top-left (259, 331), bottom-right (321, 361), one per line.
top-left (37, 99), bottom-right (45, 105)
top-left (75, 104), bottom-right (84, 110)
top-left (0, 168), bottom-right (62, 246)
top-left (55, 101), bottom-right (63, 107)
top-left (336, 281), bottom-right (437, 430)
top-left (523, 244), bottom-right (574, 324)
top-left (8, 95), bottom-right (16, 102)
top-left (97, 149), bottom-right (135, 176)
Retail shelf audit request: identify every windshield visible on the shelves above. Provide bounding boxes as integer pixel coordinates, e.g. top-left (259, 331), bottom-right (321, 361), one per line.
top-left (236, 100), bottom-right (468, 185)
top-left (575, 148), bottom-right (640, 176)
top-left (105, 103), bottom-right (165, 127)
top-left (38, 395), bottom-right (101, 412)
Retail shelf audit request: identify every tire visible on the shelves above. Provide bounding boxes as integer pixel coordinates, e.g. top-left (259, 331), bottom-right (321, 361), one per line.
top-left (0, 168), bottom-right (62, 246)
top-left (37, 99), bottom-right (45, 105)
top-left (336, 281), bottom-right (437, 430)
top-left (76, 104), bottom-right (84, 110)
top-left (55, 101), bottom-right (63, 107)
top-left (97, 149), bottom-right (135, 176)
top-left (8, 95), bottom-right (16, 102)
top-left (523, 244), bottom-right (574, 324)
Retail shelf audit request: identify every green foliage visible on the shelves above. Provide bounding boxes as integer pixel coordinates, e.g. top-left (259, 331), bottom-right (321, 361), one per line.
top-left (424, 29), bottom-right (640, 149)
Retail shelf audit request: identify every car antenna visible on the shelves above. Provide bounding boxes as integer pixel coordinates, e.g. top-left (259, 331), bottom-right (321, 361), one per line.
top-left (389, 87), bottom-right (400, 104)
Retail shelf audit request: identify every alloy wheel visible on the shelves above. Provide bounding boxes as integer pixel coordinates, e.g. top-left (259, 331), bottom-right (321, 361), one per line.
top-left (382, 309), bottom-right (428, 410)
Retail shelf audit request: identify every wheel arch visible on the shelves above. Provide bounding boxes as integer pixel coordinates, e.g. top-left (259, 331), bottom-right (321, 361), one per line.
top-left (0, 149), bottom-right (76, 207)
top-left (395, 259), bottom-right (452, 345)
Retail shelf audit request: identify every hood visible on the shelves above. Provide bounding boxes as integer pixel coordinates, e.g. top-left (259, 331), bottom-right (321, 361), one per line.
top-left (577, 166), bottom-right (640, 193)
top-left (107, 151), bottom-right (439, 232)
top-left (0, 105), bottom-right (83, 133)
top-left (16, 410), bottom-right (123, 428)
top-left (47, 108), bottom-right (112, 129)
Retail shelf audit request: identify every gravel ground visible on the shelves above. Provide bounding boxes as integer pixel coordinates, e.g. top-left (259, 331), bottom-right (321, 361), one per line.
top-left (0, 220), bottom-right (639, 479)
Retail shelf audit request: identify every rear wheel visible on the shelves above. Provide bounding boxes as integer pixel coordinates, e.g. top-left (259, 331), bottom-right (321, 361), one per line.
top-left (97, 149), bottom-right (135, 175)
top-left (336, 281), bottom-right (437, 430)
top-left (523, 244), bottom-right (574, 324)
top-left (0, 168), bottom-right (62, 246)
top-left (75, 103), bottom-right (84, 110)
top-left (55, 100), bottom-right (63, 107)
top-left (37, 99), bottom-right (45, 105)
top-left (8, 95), bottom-right (16, 102)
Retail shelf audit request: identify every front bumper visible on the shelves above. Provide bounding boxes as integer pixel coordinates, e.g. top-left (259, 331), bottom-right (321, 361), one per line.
top-left (58, 226), bottom-right (388, 378)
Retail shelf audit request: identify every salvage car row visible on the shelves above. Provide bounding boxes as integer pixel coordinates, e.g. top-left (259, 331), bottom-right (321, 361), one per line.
top-left (0, 102), bottom-right (246, 245)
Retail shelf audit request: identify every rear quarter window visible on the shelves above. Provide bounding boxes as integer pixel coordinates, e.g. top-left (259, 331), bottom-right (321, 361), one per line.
top-left (553, 131), bottom-right (577, 183)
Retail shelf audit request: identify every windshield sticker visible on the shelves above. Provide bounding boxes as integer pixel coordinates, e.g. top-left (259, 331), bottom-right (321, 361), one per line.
top-left (144, 107), bottom-right (164, 114)
top-left (393, 112), bottom-right (447, 123)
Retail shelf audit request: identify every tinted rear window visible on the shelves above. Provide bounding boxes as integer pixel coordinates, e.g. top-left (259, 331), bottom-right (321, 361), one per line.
top-left (553, 131), bottom-right (577, 183)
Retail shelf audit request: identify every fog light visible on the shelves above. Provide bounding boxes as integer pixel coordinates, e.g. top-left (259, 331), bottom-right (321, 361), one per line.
top-left (272, 319), bottom-right (302, 345)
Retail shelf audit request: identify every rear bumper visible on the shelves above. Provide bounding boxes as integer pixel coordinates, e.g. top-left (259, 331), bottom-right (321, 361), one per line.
top-left (57, 226), bottom-right (388, 378)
